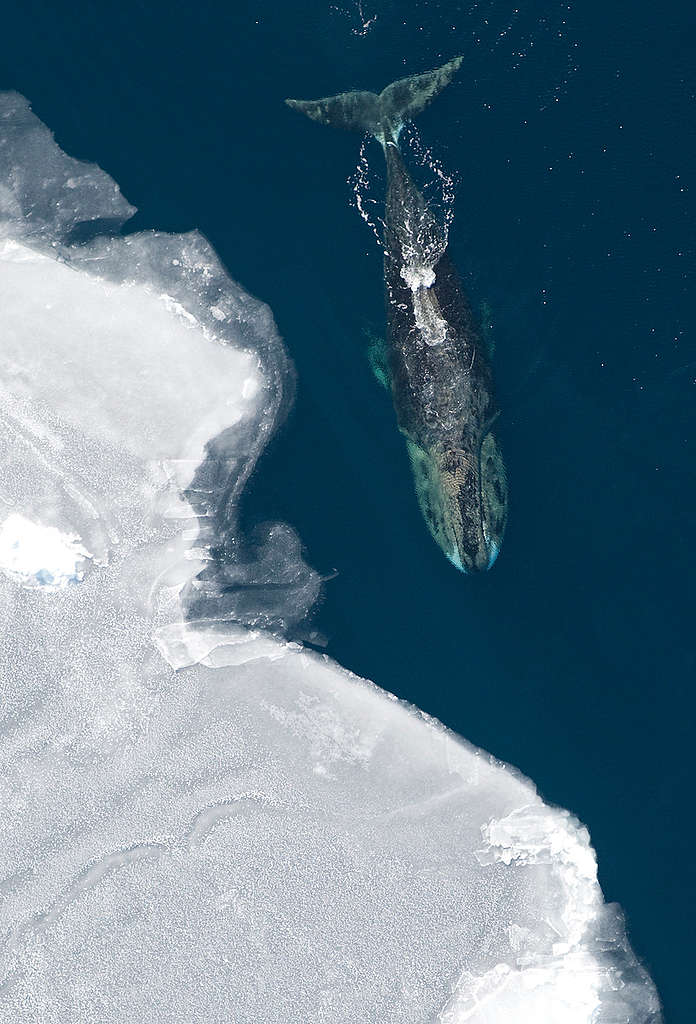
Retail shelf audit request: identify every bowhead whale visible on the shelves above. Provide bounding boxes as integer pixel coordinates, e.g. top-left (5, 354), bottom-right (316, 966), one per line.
top-left (287, 58), bottom-right (507, 572)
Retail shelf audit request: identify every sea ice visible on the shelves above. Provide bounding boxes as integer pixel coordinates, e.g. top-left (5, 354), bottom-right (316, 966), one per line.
top-left (0, 93), bottom-right (662, 1022)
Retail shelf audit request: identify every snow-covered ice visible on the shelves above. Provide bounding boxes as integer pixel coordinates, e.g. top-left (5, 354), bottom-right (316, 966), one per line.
top-left (0, 93), bottom-right (662, 1022)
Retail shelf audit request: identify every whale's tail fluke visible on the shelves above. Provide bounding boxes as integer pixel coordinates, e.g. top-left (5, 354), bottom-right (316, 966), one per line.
top-left (285, 57), bottom-right (463, 143)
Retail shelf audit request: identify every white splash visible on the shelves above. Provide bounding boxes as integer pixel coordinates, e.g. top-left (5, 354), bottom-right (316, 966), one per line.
top-left (400, 262), bottom-right (436, 290)
top-left (330, 0), bottom-right (378, 37)
top-left (407, 278), bottom-right (449, 346)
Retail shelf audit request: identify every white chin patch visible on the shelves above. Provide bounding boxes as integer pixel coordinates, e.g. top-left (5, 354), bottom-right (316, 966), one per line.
top-left (0, 512), bottom-right (92, 589)
top-left (447, 547), bottom-right (467, 573)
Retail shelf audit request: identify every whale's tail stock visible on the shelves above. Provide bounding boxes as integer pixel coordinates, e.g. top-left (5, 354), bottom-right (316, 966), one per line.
top-left (285, 57), bottom-right (463, 144)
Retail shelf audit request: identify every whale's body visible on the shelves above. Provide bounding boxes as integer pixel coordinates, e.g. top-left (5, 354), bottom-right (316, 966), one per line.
top-left (287, 59), bottom-right (507, 572)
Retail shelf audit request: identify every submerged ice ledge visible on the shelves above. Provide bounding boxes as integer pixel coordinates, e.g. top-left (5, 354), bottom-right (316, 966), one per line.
top-left (0, 92), bottom-right (662, 1022)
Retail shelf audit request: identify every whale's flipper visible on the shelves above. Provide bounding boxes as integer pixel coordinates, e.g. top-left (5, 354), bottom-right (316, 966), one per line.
top-left (286, 56), bottom-right (463, 142)
top-left (364, 329), bottom-right (391, 390)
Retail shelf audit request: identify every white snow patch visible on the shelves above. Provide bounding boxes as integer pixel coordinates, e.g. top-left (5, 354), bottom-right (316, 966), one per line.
top-left (0, 512), bottom-right (92, 588)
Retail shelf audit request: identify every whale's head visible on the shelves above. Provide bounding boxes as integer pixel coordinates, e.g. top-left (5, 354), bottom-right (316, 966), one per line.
top-left (406, 433), bottom-right (508, 573)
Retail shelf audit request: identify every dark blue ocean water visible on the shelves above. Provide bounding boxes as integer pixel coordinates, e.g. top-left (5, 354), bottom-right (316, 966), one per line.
top-left (2, 0), bottom-right (692, 1016)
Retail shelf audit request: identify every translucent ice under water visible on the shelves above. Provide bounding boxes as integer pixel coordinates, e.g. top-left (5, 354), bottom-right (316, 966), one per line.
top-left (0, 94), bottom-right (662, 1022)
